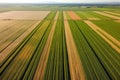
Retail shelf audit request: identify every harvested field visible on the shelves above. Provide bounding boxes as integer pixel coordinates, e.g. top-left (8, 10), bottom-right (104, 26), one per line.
top-left (94, 11), bottom-right (120, 20)
top-left (0, 11), bottom-right (50, 20)
top-left (67, 11), bottom-right (81, 20)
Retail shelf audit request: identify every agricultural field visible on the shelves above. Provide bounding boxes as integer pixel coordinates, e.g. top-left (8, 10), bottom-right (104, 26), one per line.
top-left (0, 5), bottom-right (120, 80)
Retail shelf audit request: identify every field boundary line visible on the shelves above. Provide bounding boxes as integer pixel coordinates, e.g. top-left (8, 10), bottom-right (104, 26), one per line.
top-left (0, 21), bottom-right (40, 63)
top-left (34, 11), bottom-right (59, 80)
top-left (84, 20), bottom-right (120, 53)
top-left (64, 12), bottom-right (85, 80)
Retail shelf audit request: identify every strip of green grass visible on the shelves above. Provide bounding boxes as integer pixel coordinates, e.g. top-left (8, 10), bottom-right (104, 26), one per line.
top-left (88, 11), bottom-right (112, 20)
top-left (76, 20), bottom-right (120, 80)
top-left (75, 11), bottom-right (95, 19)
top-left (68, 20), bottom-right (110, 80)
top-left (44, 13), bottom-right (70, 80)
top-left (92, 20), bottom-right (120, 41)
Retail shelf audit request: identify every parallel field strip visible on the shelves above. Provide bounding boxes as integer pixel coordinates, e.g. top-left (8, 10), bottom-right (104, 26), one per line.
top-left (0, 12), bottom-right (56, 80)
top-left (43, 11), bottom-right (70, 80)
top-left (33, 11), bottom-right (59, 80)
top-left (94, 11), bottom-right (120, 20)
top-left (64, 12), bottom-right (85, 80)
top-left (0, 21), bottom-right (40, 64)
top-left (75, 21), bottom-right (120, 80)
top-left (91, 20), bottom-right (120, 41)
top-left (84, 20), bottom-right (120, 53)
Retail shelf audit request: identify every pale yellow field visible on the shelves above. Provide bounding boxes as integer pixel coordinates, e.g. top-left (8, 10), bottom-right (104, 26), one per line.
top-left (0, 11), bottom-right (50, 20)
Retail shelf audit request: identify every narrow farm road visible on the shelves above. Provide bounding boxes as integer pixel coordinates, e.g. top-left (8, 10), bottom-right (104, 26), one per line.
top-left (64, 12), bottom-right (85, 80)
top-left (94, 11), bottom-right (120, 20)
top-left (34, 12), bottom-right (59, 80)
top-left (84, 20), bottom-right (120, 53)
top-left (0, 21), bottom-right (40, 63)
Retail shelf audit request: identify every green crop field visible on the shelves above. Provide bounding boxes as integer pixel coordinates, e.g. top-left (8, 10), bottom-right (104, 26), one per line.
top-left (0, 4), bottom-right (120, 80)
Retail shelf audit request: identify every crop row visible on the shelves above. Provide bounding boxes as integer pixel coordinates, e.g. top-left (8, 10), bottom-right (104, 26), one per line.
top-left (68, 20), bottom-right (120, 80)
top-left (44, 11), bottom-right (70, 80)
top-left (0, 12), bottom-right (57, 80)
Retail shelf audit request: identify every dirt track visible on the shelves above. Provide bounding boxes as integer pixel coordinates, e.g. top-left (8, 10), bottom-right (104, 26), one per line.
top-left (64, 12), bottom-right (85, 80)
top-left (33, 12), bottom-right (59, 80)
top-left (84, 20), bottom-right (120, 53)
top-left (0, 21), bottom-right (40, 63)
top-left (94, 11), bottom-right (120, 20)
top-left (67, 11), bottom-right (81, 20)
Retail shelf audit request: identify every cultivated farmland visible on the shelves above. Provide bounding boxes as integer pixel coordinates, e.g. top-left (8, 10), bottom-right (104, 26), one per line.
top-left (0, 6), bottom-right (120, 80)
top-left (0, 11), bottom-right (50, 20)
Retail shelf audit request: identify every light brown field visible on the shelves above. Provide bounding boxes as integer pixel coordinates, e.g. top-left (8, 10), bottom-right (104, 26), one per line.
top-left (84, 20), bottom-right (120, 53)
top-left (0, 20), bottom-right (40, 63)
top-left (34, 12), bottom-right (59, 80)
top-left (64, 12), bottom-right (85, 80)
top-left (0, 11), bottom-right (50, 20)
top-left (67, 11), bottom-right (81, 20)
top-left (94, 11), bottom-right (120, 20)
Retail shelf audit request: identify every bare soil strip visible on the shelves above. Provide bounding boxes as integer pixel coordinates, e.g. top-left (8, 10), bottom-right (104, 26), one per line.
top-left (94, 11), bottom-right (120, 20)
top-left (104, 11), bottom-right (120, 16)
top-left (0, 21), bottom-right (40, 63)
top-left (33, 12), bottom-right (59, 80)
top-left (64, 12), bottom-right (85, 80)
top-left (67, 11), bottom-right (81, 20)
top-left (84, 20), bottom-right (120, 53)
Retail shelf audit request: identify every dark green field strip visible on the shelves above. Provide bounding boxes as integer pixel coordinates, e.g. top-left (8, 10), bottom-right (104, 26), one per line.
top-left (0, 20), bottom-right (52, 80)
top-left (92, 20), bottom-right (120, 41)
top-left (68, 20), bottom-right (110, 80)
top-left (75, 21), bottom-right (120, 80)
top-left (44, 18), bottom-right (70, 80)
top-left (45, 11), bottom-right (56, 20)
